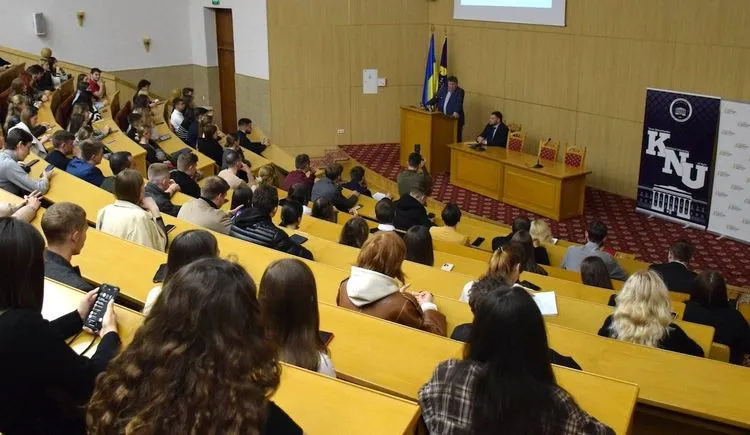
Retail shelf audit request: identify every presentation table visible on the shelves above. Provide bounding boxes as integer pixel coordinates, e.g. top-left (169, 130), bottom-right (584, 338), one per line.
top-left (448, 143), bottom-right (591, 220)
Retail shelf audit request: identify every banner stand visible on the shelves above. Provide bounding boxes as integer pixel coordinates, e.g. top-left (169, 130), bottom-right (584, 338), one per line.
top-left (636, 88), bottom-right (721, 230)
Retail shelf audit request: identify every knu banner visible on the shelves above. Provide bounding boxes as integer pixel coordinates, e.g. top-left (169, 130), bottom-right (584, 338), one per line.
top-left (636, 89), bottom-right (721, 229)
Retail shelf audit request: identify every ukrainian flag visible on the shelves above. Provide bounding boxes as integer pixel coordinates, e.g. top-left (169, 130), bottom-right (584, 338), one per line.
top-left (422, 34), bottom-right (438, 107)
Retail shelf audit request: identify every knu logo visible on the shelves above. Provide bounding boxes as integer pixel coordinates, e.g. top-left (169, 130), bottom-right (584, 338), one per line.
top-left (646, 129), bottom-right (708, 189)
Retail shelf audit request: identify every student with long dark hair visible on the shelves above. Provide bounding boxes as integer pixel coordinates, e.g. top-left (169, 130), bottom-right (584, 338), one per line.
top-left (230, 185), bottom-right (254, 220)
top-left (405, 225), bottom-right (435, 266)
top-left (420, 279), bottom-right (613, 434)
top-left (311, 197), bottom-right (337, 223)
top-left (511, 230), bottom-right (547, 276)
top-left (87, 258), bottom-right (301, 434)
top-left (580, 256), bottom-right (614, 290)
top-left (0, 217), bottom-right (120, 434)
top-left (339, 216), bottom-right (369, 248)
top-left (279, 200), bottom-right (303, 230)
top-left (143, 230), bottom-right (219, 315)
top-left (259, 259), bottom-right (335, 377)
top-left (685, 271), bottom-right (750, 364)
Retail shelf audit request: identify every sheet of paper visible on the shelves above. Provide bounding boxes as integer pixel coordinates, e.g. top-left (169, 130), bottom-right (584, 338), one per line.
top-left (372, 192), bottom-right (388, 201)
top-left (532, 291), bottom-right (558, 316)
top-left (363, 69), bottom-right (378, 94)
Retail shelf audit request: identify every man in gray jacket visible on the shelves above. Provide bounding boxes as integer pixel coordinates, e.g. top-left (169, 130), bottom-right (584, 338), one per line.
top-left (0, 129), bottom-right (54, 196)
top-left (561, 221), bottom-right (628, 281)
top-left (311, 163), bottom-right (359, 213)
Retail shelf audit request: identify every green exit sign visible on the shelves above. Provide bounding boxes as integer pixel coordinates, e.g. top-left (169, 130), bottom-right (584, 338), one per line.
top-left (211, 0), bottom-right (220, 5)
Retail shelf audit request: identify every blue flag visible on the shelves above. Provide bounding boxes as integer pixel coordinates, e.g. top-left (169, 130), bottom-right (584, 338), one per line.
top-left (422, 34), bottom-right (437, 107)
top-left (438, 37), bottom-right (448, 91)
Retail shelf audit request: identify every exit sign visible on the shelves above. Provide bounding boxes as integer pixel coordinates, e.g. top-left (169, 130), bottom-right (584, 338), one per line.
top-left (211, 0), bottom-right (220, 4)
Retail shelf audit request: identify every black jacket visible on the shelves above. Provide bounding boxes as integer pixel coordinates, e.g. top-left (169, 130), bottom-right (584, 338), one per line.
top-left (170, 170), bottom-right (201, 198)
top-left (393, 194), bottom-right (433, 231)
top-left (45, 150), bottom-right (72, 171)
top-left (230, 208), bottom-right (313, 260)
top-left (234, 130), bottom-right (267, 156)
top-left (0, 310), bottom-right (120, 435)
top-left (44, 251), bottom-right (95, 292)
top-left (477, 122), bottom-right (509, 147)
top-left (684, 301), bottom-right (750, 364)
top-left (535, 246), bottom-right (551, 266)
top-left (649, 262), bottom-right (697, 294)
top-left (197, 137), bottom-right (224, 168)
top-left (598, 315), bottom-right (704, 357)
top-left (451, 323), bottom-right (581, 370)
top-left (144, 182), bottom-right (181, 217)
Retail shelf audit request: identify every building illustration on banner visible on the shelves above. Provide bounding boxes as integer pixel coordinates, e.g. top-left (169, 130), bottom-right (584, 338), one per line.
top-left (636, 89), bottom-right (721, 229)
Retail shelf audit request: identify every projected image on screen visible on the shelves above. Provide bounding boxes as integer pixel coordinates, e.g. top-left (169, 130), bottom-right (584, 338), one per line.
top-left (461, 0), bottom-right (553, 8)
top-left (454, 0), bottom-right (565, 26)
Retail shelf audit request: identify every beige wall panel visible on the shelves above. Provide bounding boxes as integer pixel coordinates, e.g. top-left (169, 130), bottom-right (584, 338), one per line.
top-left (672, 0), bottom-right (750, 48)
top-left (113, 65), bottom-right (196, 100)
top-left (504, 32), bottom-right (581, 110)
top-left (573, 0), bottom-right (676, 41)
top-left (350, 0), bottom-right (428, 25)
top-left (269, 25), bottom-right (349, 89)
top-left (267, 0), bottom-right (350, 28)
top-left (236, 74), bottom-right (271, 134)
top-left (577, 38), bottom-right (675, 122)
top-left (575, 113), bottom-right (643, 197)
top-left (502, 99), bottom-right (578, 157)
top-left (350, 85), bottom-right (423, 144)
top-left (271, 86), bottom-right (351, 148)
top-left (448, 26), bottom-right (507, 98)
top-left (671, 44), bottom-right (750, 101)
top-left (348, 25), bottom-right (427, 86)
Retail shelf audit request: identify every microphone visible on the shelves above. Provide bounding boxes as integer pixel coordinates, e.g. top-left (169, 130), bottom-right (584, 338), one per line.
top-left (532, 138), bottom-right (551, 169)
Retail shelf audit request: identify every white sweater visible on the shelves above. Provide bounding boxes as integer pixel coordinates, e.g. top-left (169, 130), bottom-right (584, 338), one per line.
top-left (96, 200), bottom-right (167, 252)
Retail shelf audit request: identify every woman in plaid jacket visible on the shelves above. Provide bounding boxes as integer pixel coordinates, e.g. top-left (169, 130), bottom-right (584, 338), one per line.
top-left (419, 277), bottom-right (613, 435)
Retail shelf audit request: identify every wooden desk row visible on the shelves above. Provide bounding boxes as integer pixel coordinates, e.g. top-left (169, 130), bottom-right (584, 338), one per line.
top-left (43, 279), bottom-right (638, 435)
top-left (42, 280), bottom-right (422, 435)
top-left (11, 155), bottom-right (749, 430)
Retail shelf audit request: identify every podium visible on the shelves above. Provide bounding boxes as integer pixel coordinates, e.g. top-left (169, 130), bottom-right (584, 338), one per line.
top-left (400, 106), bottom-right (457, 174)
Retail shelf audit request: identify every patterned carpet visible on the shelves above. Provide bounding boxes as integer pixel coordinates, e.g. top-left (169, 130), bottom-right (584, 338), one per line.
top-left (340, 143), bottom-right (750, 287)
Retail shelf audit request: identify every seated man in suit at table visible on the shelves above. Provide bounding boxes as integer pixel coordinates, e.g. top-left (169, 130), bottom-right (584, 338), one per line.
top-left (476, 111), bottom-right (509, 147)
top-left (427, 76), bottom-right (465, 141)
top-left (650, 239), bottom-right (697, 294)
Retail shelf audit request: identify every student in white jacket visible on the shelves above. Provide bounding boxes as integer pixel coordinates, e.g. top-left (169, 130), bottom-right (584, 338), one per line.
top-left (259, 258), bottom-right (336, 377)
top-left (7, 106), bottom-right (51, 157)
top-left (96, 169), bottom-right (167, 252)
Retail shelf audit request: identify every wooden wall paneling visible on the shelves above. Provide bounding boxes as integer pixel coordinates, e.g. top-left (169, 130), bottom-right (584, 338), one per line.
top-left (671, 0), bottom-right (750, 48)
top-left (349, 0), bottom-right (427, 25)
top-left (671, 44), bottom-right (750, 103)
top-left (350, 85), bottom-right (423, 144)
top-left (575, 113), bottom-right (642, 197)
top-left (504, 32), bottom-right (581, 110)
top-left (502, 99), bottom-right (578, 157)
top-left (448, 26), bottom-right (507, 99)
top-left (572, 0), bottom-right (677, 41)
top-left (577, 38), bottom-right (676, 122)
top-left (348, 25), bottom-right (427, 87)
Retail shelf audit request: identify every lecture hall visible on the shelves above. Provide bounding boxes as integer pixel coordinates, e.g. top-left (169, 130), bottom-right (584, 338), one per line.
top-left (0, 0), bottom-right (749, 434)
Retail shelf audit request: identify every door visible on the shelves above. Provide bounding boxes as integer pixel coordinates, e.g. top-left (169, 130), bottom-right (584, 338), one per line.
top-left (215, 9), bottom-right (237, 133)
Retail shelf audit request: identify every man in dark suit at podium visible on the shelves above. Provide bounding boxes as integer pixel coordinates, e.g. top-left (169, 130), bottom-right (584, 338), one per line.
top-left (476, 111), bottom-right (509, 147)
top-left (428, 76), bottom-right (465, 141)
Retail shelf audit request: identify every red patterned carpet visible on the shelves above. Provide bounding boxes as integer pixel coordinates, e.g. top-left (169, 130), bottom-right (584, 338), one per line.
top-left (340, 144), bottom-right (750, 287)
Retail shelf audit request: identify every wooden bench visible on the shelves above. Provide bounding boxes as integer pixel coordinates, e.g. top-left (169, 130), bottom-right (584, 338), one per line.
top-left (43, 279), bottom-right (637, 435)
top-left (41, 280), bottom-right (422, 435)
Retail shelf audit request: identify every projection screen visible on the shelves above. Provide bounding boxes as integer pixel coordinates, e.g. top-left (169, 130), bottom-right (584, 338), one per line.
top-left (453, 0), bottom-right (567, 27)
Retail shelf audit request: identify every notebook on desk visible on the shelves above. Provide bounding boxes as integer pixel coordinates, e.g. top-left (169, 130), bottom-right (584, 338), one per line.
top-left (532, 291), bottom-right (558, 316)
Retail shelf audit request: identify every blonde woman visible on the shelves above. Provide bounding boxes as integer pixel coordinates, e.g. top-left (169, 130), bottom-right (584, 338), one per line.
top-left (529, 219), bottom-right (553, 265)
top-left (257, 165), bottom-right (277, 187)
top-left (598, 270), bottom-right (703, 357)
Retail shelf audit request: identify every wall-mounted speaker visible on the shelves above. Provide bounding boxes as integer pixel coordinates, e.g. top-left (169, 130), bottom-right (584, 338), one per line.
top-left (33, 13), bottom-right (47, 36)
